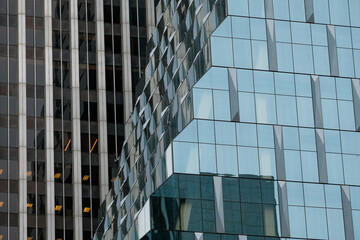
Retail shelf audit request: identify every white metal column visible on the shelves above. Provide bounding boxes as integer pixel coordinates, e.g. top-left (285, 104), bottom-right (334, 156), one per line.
top-left (146, 0), bottom-right (155, 40)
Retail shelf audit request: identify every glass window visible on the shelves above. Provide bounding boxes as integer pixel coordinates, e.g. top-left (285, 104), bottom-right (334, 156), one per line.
top-left (284, 150), bottom-right (302, 181)
top-left (304, 184), bottom-right (325, 207)
top-left (297, 97), bottom-right (315, 127)
top-left (336, 78), bottom-right (353, 100)
top-left (351, 187), bottom-right (360, 210)
top-left (293, 44), bottom-right (314, 74)
top-left (223, 178), bottom-right (240, 202)
top-left (237, 69), bottom-right (254, 92)
top-left (275, 72), bottom-right (295, 95)
top-left (327, 209), bottom-right (346, 240)
top-left (341, 131), bottom-right (360, 154)
top-left (276, 43), bottom-right (293, 72)
top-left (276, 95), bottom-right (298, 126)
top-left (352, 28), bottom-right (360, 49)
top-left (232, 17), bottom-right (250, 39)
top-left (336, 26), bottom-right (352, 48)
top-left (259, 148), bottom-right (276, 178)
top-left (211, 37), bottom-right (234, 67)
top-left (199, 144), bottom-right (217, 174)
top-left (329, 0), bottom-right (350, 26)
top-left (305, 207), bottom-right (328, 239)
top-left (338, 100), bottom-right (355, 130)
top-left (233, 39), bottom-right (252, 68)
top-left (254, 71), bottom-right (274, 94)
top-left (291, 22), bottom-right (311, 45)
top-left (320, 76), bottom-right (336, 99)
top-left (324, 130), bottom-right (341, 153)
top-left (213, 90), bottom-right (231, 121)
top-left (338, 48), bottom-right (355, 78)
top-left (275, 21), bottom-right (291, 43)
top-left (255, 94), bottom-right (277, 124)
top-left (176, 120), bottom-right (198, 142)
top-left (215, 122), bottom-right (236, 145)
top-left (326, 153), bottom-right (344, 184)
top-left (212, 17), bottom-right (232, 38)
top-left (193, 88), bottom-right (214, 119)
top-left (173, 141), bottom-right (199, 174)
top-left (287, 182), bottom-right (304, 205)
top-left (312, 24), bottom-right (328, 46)
top-left (325, 185), bottom-right (342, 208)
top-left (252, 40), bottom-right (269, 70)
top-left (238, 147), bottom-right (259, 177)
top-left (343, 154), bottom-right (360, 185)
top-left (249, 0), bottom-right (265, 18)
top-left (257, 124), bottom-right (274, 148)
top-left (250, 18), bottom-right (266, 41)
top-left (322, 99), bottom-right (339, 129)
top-left (355, 50), bottom-right (360, 78)
top-left (239, 92), bottom-right (256, 122)
top-left (353, 211), bottom-right (360, 240)
top-left (217, 145), bottom-right (238, 176)
top-left (240, 179), bottom-right (261, 203)
top-left (283, 127), bottom-right (299, 150)
top-left (289, 0), bottom-right (305, 21)
top-left (198, 120), bottom-right (215, 144)
top-left (299, 128), bottom-right (316, 151)
top-left (224, 201), bottom-right (242, 234)
top-left (179, 199), bottom-right (202, 231)
top-left (288, 206), bottom-right (307, 238)
top-left (313, 0), bottom-right (330, 24)
top-left (313, 46), bottom-right (330, 75)
top-left (227, 0), bottom-right (249, 16)
top-left (349, 0), bottom-right (360, 27)
top-left (301, 151), bottom-right (319, 182)
top-left (211, 67), bottom-right (230, 90)
top-left (295, 74), bottom-right (312, 97)
top-left (237, 123), bottom-right (257, 147)
top-left (273, 0), bottom-right (289, 20)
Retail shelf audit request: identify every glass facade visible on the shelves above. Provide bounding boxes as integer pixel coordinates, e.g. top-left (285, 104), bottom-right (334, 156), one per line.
top-left (95, 0), bottom-right (360, 239)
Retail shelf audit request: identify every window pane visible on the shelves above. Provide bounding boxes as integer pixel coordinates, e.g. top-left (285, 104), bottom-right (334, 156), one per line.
top-left (213, 90), bottom-right (230, 121)
top-left (295, 74), bottom-right (312, 97)
top-left (284, 150), bottom-right (302, 181)
top-left (252, 40), bottom-right (269, 70)
top-left (249, 0), bottom-right (265, 18)
top-left (193, 88), bottom-right (213, 119)
top-left (215, 122), bottom-right (236, 145)
top-left (301, 151), bottom-right (319, 182)
top-left (304, 184), bottom-right (325, 207)
top-left (322, 99), bottom-right (339, 129)
top-left (313, 46), bottom-right (330, 75)
top-left (211, 37), bottom-right (234, 67)
top-left (326, 153), bottom-right (344, 184)
top-left (329, 0), bottom-right (350, 25)
top-left (327, 209), bottom-right (346, 240)
top-left (199, 144), bottom-right (217, 174)
top-left (336, 78), bottom-right (353, 100)
top-left (291, 22), bottom-right (311, 44)
top-left (325, 185), bottom-right (342, 208)
top-left (232, 17), bottom-right (250, 39)
top-left (275, 72), bottom-right (295, 95)
top-left (239, 92), bottom-right (256, 122)
top-left (254, 71), bottom-right (274, 94)
top-left (257, 124), bottom-right (274, 148)
top-left (343, 154), bottom-right (360, 185)
top-left (338, 100), bottom-right (355, 131)
top-left (273, 0), bottom-right (289, 20)
top-left (289, 0), bottom-right (305, 21)
top-left (305, 207), bottom-right (328, 239)
top-left (237, 69), bottom-right (254, 92)
top-left (299, 128), bottom-right (316, 151)
top-left (236, 123), bottom-right (257, 147)
top-left (238, 147), bottom-right (259, 177)
top-left (277, 43), bottom-right (293, 72)
top-left (276, 95), bottom-right (298, 126)
top-left (198, 120), bottom-right (215, 144)
top-left (283, 127), bottom-right (299, 150)
top-left (173, 142), bottom-right (199, 174)
top-left (217, 145), bottom-right (238, 176)
top-left (275, 21), bottom-right (291, 43)
top-left (288, 206), bottom-right (306, 238)
top-left (227, 0), bottom-right (249, 16)
top-left (256, 94), bottom-right (277, 124)
top-left (250, 18), bottom-right (266, 40)
top-left (312, 24), bottom-right (328, 46)
top-left (287, 182), bottom-right (304, 206)
top-left (293, 44), bottom-right (314, 74)
top-left (338, 48), bottom-right (355, 78)
top-left (313, 0), bottom-right (330, 24)
top-left (259, 148), bottom-right (276, 178)
top-left (233, 39), bottom-right (252, 68)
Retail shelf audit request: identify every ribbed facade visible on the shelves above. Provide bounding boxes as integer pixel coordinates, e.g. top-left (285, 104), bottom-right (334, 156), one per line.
top-left (0, 0), bottom-right (153, 239)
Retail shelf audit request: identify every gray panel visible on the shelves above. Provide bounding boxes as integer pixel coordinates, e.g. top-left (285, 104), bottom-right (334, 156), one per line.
top-left (274, 126), bottom-right (286, 181)
top-left (304, 0), bottom-right (314, 23)
top-left (228, 68), bottom-right (239, 122)
top-left (213, 176), bottom-right (225, 233)
top-left (327, 25), bottom-right (339, 76)
top-left (278, 181), bottom-right (290, 237)
top-left (265, 0), bottom-right (274, 19)
top-left (266, 19), bottom-right (278, 71)
top-left (315, 129), bottom-right (328, 183)
top-left (311, 75), bottom-right (323, 128)
top-left (341, 186), bottom-right (355, 240)
top-left (352, 79), bottom-right (360, 131)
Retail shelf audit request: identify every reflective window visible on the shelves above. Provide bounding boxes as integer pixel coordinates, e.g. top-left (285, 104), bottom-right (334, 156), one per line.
top-left (250, 19), bottom-right (266, 41)
top-left (289, 0), bottom-right (305, 21)
top-left (217, 145), bottom-right (238, 176)
top-left (239, 92), bottom-right (256, 122)
top-left (285, 150), bottom-right (302, 181)
top-left (227, 0), bottom-right (249, 16)
top-left (275, 73), bottom-right (295, 95)
top-left (199, 144), bottom-right (217, 174)
top-left (233, 39), bottom-right (252, 68)
top-left (273, 0), bottom-right (289, 20)
top-left (275, 21), bottom-right (291, 43)
top-left (293, 44), bottom-right (314, 74)
top-left (252, 40), bottom-right (269, 70)
top-left (301, 151), bottom-right (319, 182)
top-left (329, 0), bottom-right (350, 26)
top-left (198, 120), bottom-right (215, 144)
top-left (236, 123), bottom-right (257, 147)
top-left (213, 90), bottom-right (230, 121)
top-left (313, 0), bottom-right (330, 24)
top-left (277, 43), bottom-right (293, 72)
top-left (249, 0), bottom-right (265, 18)
top-left (305, 207), bottom-right (328, 239)
top-left (287, 182), bottom-right (304, 206)
top-left (288, 206), bottom-right (306, 238)
top-left (343, 154), bottom-right (360, 185)
top-left (173, 141), bottom-right (199, 174)
top-left (237, 69), bottom-right (254, 92)
top-left (327, 209), bottom-right (346, 240)
top-left (259, 148), bottom-right (276, 178)
top-left (304, 184), bottom-right (325, 207)
top-left (254, 71), bottom-right (274, 94)
top-left (255, 94), bottom-right (277, 124)
top-left (232, 17), bottom-right (250, 39)
top-left (193, 88), bottom-right (214, 119)
top-left (215, 122), bottom-right (236, 145)
top-left (276, 95), bottom-right (297, 125)
top-left (291, 22), bottom-right (311, 45)
top-left (238, 146), bottom-right (259, 177)
top-left (211, 37), bottom-right (234, 67)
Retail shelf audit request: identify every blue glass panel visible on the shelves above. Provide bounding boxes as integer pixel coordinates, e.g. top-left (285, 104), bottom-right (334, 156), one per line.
top-left (336, 78), bottom-right (353, 100)
top-left (275, 21), bottom-right (291, 43)
top-left (295, 74), bottom-right (312, 97)
top-left (341, 131), bottom-right (360, 154)
top-left (284, 150), bottom-right (302, 181)
top-left (227, 0), bottom-right (249, 16)
top-left (293, 44), bottom-right (314, 74)
top-left (325, 185), bottom-right (342, 208)
top-left (320, 76), bottom-right (336, 99)
top-left (338, 48), bottom-right (355, 78)
top-left (283, 127), bottom-right (299, 150)
top-left (275, 72), bottom-right (295, 95)
top-left (213, 90), bottom-right (231, 121)
top-left (327, 209), bottom-right (346, 240)
top-left (255, 94), bottom-right (277, 124)
top-left (297, 97), bottom-right (314, 128)
top-left (338, 100), bottom-right (355, 131)
top-left (238, 146), bottom-right (259, 177)
top-left (211, 37), bottom-right (234, 67)
top-left (259, 148), bottom-right (276, 178)
top-left (305, 207), bottom-right (328, 239)
top-left (288, 206), bottom-right (306, 238)
top-left (301, 151), bottom-right (319, 182)
top-left (212, 67), bottom-right (229, 90)
top-left (239, 92), bottom-right (256, 122)
top-left (313, 46), bottom-right (330, 75)
top-left (343, 154), bottom-right (360, 185)
top-left (329, 0), bottom-right (350, 26)
top-left (355, 50), bottom-right (360, 78)
top-left (252, 40), bottom-right (269, 70)
top-left (215, 121), bottom-right (236, 145)
top-left (311, 24), bottom-right (328, 46)
top-left (250, 18), bottom-right (266, 41)
top-left (291, 22), bottom-right (311, 45)
top-left (273, 0), bottom-right (289, 20)
top-left (351, 187), bottom-right (360, 210)
top-left (276, 95), bottom-right (298, 126)
top-left (173, 141), bottom-right (199, 174)
top-left (287, 182), bottom-right (304, 206)
top-left (176, 120), bottom-right (198, 142)
top-left (324, 130), bottom-right (341, 153)
top-left (289, 0), bottom-right (305, 21)
top-left (257, 124), bottom-right (274, 148)
top-left (304, 183), bottom-right (325, 207)
top-left (216, 145), bottom-right (238, 176)
top-left (249, 0), bottom-right (265, 18)
top-left (198, 120), bottom-right (215, 144)
top-left (237, 69), bottom-right (253, 92)
top-left (199, 144), bottom-right (217, 174)
top-left (299, 128), bottom-right (316, 151)
top-left (236, 123), bottom-right (257, 147)
top-left (349, 0), bottom-right (360, 27)
top-left (322, 99), bottom-right (339, 129)
top-left (233, 39), bottom-right (252, 68)
top-left (313, 0), bottom-right (330, 24)
top-left (326, 153), bottom-right (344, 184)
top-left (231, 17), bottom-right (250, 39)
top-left (212, 17), bottom-right (232, 38)
top-left (193, 88), bottom-right (214, 119)
top-left (336, 26), bottom-right (352, 48)
top-left (353, 210), bottom-right (360, 240)
top-left (277, 43), bottom-right (294, 72)
top-left (352, 28), bottom-right (360, 49)
top-left (254, 71), bottom-right (274, 94)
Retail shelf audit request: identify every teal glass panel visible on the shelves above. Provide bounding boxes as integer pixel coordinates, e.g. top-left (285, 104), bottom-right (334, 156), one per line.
top-left (351, 187), bottom-right (360, 210)
top-left (304, 183), bottom-right (325, 207)
top-left (249, 0), bottom-right (265, 18)
top-left (313, 46), bottom-right (330, 75)
top-left (273, 0), bottom-right (289, 20)
top-left (295, 74), bottom-right (312, 97)
top-left (252, 40), bottom-right (269, 70)
top-left (254, 71), bottom-right (274, 94)
top-left (325, 185), bottom-right (342, 208)
top-left (212, 17), bottom-right (232, 38)
top-left (259, 148), bottom-right (276, 178)
top-left (297, 97), bottom-right (315, 128)
top-left (313, 0), bottom-right (330, 24)
top-left (324, 130), bottom-right (341, 153)
top-left (289, 0), bottom-right (305, 21)
top-left (176, 120), bottom-right (198, 142)
top-left (329, 0), bottom-right (350, 26)
top-left (250, 18), bottom-right (266, 41)
top-left (227, 0), bottom-right (249, 16)
top-left (349, 0), bottom-right (360, 27)
top-left (322, 99), bottom-right (339, 129)
top-left (299, 128), bottom-right (316, 151)
top-left (275, 21), bottom-right (291, 43)
top-left (336, 78), bottom-right (353, 100)
top-left (283, 127), bottom-right (299, 150)
top-left (353, 210), bottom-right (360, 240)
top-left (336, 26), bottom-right (352, 48)
top-left (257, 124), bottom-right (274, 148)
top-left (311, 24), bottom-right (328, 46)
top-left (338, 48), bottom-right (355, 78)
top-left (338, 100), bottom-right (355, 130)
top-left (320, 76), bottom-right (336, 99)
top-left (277, 43), bottom-right (294, 72)
top-left (291, 22), bottom-right (311, 44)
top-left (352, 28), bottom-right (360, 49)
top-left (341, 131), bottom-right (360, 154)
top-left (293, 44), bottom-right (314, 74)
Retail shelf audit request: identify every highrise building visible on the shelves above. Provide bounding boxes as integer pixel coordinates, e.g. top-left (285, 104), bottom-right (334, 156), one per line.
top-left (0, 0), bottom-right (154, 239)
top-left (95, 0), bottom-right (360, 239)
